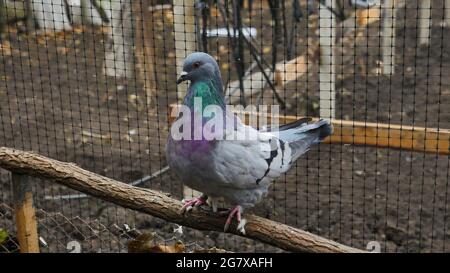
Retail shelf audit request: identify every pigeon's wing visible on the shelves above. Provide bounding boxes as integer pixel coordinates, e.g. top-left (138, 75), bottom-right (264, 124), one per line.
top-left (210, 120), bottom-right (292, 190)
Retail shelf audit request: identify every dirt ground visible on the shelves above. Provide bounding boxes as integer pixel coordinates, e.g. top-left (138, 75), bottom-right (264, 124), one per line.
top-left (0, 0), bottom-right (449, 252)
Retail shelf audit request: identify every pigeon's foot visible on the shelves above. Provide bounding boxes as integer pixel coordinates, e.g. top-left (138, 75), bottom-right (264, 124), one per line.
top-left (180, 195), bottom-right (208, 214)
top-left (223, 205), bottom-right (246, 234)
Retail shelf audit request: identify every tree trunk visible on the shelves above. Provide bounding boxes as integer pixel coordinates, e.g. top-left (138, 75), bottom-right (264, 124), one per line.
top-left (0, 146), bottom-right (365, 253)
top-left (0, 0), bottom-right (5, 34)
top-left (134, 0), bottom-right (157, 106)
top-left (103, 0), bottom-right (135, 79)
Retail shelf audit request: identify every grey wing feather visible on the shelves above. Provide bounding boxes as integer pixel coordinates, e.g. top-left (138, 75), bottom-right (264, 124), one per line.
top-left (276, 119), bottom-right (333, 161)
top-left (211, 123), bottom-right (292, 190)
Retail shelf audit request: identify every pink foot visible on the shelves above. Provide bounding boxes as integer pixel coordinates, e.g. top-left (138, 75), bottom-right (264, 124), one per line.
top-left (180, 195), bottom-right (208, 214)
top-left (223, 205), bottom-right (247, 234)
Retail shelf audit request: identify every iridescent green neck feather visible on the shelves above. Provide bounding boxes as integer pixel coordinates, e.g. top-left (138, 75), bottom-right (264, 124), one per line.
top-left (184, 79), bottom-right (225, 111)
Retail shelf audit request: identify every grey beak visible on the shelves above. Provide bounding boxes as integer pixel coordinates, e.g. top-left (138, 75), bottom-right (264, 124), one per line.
top-left (176, 71), bottom-right (188, 84)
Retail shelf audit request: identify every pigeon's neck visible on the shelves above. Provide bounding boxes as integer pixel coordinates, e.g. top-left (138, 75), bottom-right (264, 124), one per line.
top-left (184, 79), bottom-right (226, 111)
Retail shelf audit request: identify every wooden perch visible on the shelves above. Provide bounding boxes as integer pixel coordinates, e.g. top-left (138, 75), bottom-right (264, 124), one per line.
top-left (0, 147), bottom-right (363, 253)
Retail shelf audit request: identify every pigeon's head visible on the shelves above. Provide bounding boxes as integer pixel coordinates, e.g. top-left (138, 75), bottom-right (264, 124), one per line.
top-left (177, 52), bottom-right (221, 85)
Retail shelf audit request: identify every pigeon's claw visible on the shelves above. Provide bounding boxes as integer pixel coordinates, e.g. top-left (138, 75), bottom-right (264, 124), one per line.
top-left (223, 205), bottom-right (246, 234)
top-left (237, 219), bottom-right (247, 235)
top-left (180, 195), bottom-right (208, 214)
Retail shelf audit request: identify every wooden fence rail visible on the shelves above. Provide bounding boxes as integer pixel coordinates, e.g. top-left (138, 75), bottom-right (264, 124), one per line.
top-left (0, 147), bottom-right (364, 253)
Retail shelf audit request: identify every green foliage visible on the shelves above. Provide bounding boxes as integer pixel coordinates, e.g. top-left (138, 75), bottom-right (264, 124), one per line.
top-left (0, 229), bottom-right (9, 245)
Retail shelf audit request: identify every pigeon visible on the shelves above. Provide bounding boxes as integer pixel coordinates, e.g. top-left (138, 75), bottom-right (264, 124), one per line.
top-left (166, 52), bottom-right (333, 234)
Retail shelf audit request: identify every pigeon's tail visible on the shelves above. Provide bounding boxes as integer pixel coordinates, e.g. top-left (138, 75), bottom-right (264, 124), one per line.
top-left (276, 119), bottom-right (333, 161)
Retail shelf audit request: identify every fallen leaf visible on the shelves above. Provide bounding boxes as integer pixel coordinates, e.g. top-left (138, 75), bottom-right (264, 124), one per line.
top-left (194, 247), bottom-right (233, 253)
top-left (100, 26), bottom-right (110, 34)
top-left (54, 30), bottom-right (68, 40)
top-left (128, 233), bottom-right (186, 253)
top-left (263, 46), bottom-right (271, 54)
top-left (148, 241), bottom-right (185, 253)
top-left (312, 101), bottom-right (319, 110)
top-left (73, 26), bottom-right (84, 34)
top-left (0, 41), bottom-right (12, 56)
top-left (219, 45), bottom-right (228, 54)
top-left (35, 35), bottom-right (46, 45)
top-left (210, 7), bottom-right (218, 17)
top-left (164, 11), bottom-right (174, 22)
top-left (123, 134), bottom-right (133, 142)
top-left (57, 47), bottom-right (70, 55)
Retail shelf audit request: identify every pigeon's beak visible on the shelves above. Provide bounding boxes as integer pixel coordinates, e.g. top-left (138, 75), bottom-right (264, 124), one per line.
top-left (176, 71), bottom-right (188, 84)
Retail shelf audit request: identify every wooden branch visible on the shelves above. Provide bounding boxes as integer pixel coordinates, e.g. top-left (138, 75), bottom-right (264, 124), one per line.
top-left (0, 147), bottom-right (363, 253)
top-left (90, 0), bottom-right (110, 24)
top-left (12, 173), bottom-right (40, 253)
top-left (168, 104), bottom-right (450, 155)
top-left (274, 44), bottom-right (319, 87)
top-left (274, 55), bottom-right (308, 86)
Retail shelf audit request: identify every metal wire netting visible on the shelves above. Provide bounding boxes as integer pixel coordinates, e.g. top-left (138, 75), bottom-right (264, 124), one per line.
top-left (0, 0), bottom-right (449, 252)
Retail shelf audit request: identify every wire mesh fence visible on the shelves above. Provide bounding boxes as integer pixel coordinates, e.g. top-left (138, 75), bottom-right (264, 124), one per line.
top-left (0, 0), bottom-right (449, 252)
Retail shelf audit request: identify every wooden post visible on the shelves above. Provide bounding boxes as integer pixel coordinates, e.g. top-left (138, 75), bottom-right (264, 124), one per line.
top-left (318, 0), bottom-right (336, 119)
top-left (12, 173), bottom-right (39, 253)
top-left (382, 0), bottom-right (396, 75)
top-left (445, 0), bottom-right (450, 26)
top-left (418, 0), bottom-right (431, 46)
top-left (104, 0), bottom-right (135, 79)
top-left (173, 0), bottom-right (196, 101)
top-left (173, 0), bottom-right (199, 200)
top-left (135, 0), bottom-right (157, 106)
top-left (0, 0), bottom-right (6, 34)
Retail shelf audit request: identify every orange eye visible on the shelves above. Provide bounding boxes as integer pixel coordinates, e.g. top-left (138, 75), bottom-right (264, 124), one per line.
top-left (193, 62), bottom-right (200, 69)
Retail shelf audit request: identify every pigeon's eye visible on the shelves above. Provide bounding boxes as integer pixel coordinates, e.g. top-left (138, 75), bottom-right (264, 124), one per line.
top-left (192, 62), bottom-right (200, 69)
